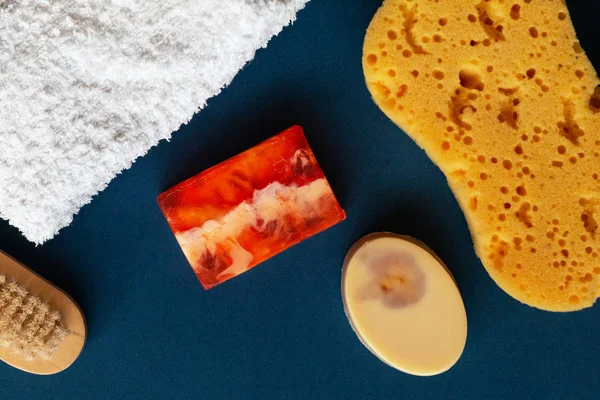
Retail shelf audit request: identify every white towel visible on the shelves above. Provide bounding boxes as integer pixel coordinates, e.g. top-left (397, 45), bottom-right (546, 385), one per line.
top-left (0, 0), bottom-right (308, 244)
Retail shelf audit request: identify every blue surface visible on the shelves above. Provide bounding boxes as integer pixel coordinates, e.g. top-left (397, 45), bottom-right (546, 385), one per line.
top-left (1, 1), bottom-right (600, 398)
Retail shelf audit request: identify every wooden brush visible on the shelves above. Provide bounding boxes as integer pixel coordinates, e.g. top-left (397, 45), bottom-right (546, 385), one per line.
top-left (0, 251), bottom-right (86, 375)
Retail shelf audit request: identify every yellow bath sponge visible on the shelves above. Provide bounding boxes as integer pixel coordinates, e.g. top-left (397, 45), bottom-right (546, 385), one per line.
top-left (363, 0), bottom-right (600, 311)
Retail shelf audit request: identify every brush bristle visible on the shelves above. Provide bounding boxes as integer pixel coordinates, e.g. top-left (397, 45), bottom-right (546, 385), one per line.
top-left (0, 274), bottom-right (69, 361)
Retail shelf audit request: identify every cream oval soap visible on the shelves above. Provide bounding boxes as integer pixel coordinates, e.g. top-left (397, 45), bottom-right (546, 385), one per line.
top-left (342, 233), bottom-right (467, 376)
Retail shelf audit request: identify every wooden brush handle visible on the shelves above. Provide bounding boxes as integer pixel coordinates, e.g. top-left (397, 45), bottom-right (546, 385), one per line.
top-left (0, 251), bottom-right (87, 375)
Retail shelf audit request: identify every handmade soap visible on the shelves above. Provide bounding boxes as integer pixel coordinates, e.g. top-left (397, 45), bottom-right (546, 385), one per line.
top-left (159, 126), bottom-right (346, 289)
top-left (342, 233), bottom-right (467, 376)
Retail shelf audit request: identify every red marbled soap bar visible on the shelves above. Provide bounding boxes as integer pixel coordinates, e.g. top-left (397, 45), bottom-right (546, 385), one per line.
top-left (158, 126), bottom-right (346, 289)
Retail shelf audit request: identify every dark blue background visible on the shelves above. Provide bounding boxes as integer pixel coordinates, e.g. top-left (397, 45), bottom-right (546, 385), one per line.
top-left (2, 1), bottom-right (599, 398)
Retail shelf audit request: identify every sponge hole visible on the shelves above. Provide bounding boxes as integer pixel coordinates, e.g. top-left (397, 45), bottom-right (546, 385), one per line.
top-left (590, 86), bottom-right (600, 113)
top-left (510, 4), bottom-right (521, 20)
top-left (515, 145), bottom-right (524, 155)
top-left (470, 196), bottom-right (478, 211)
top-left (459, 68), bottom-right (484, 91)
top-left (529, 27), bottom-right (539, 38)
top-left (432, 70), bottom-right (445, 80)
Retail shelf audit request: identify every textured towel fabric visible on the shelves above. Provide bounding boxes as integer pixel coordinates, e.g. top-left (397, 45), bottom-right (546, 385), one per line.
top-left (0, 0), bottom-right (308, 244)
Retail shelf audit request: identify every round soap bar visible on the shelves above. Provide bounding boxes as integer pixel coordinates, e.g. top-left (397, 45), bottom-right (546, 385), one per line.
top-left (342, 232), bottom-right (467, 376)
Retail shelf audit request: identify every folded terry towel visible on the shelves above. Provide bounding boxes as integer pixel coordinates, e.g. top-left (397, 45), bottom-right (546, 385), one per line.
top-left (0, 0), bottom-right (308, 244)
